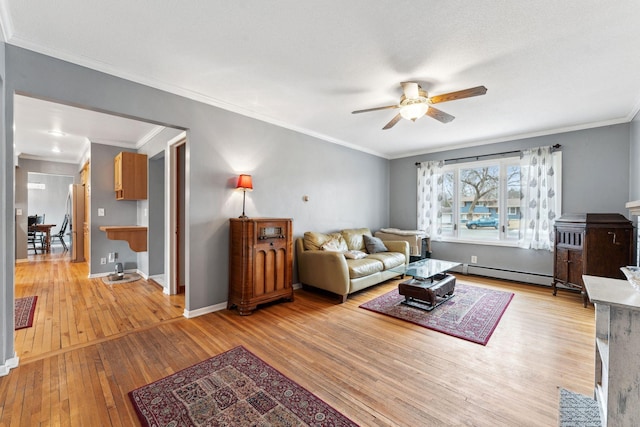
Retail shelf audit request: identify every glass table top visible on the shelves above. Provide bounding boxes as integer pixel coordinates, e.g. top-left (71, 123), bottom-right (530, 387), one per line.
top-left (390, 258), bottom-right (461, 279)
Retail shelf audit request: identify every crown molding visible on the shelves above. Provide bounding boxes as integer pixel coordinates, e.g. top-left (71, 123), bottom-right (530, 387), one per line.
top-left (6, 17), bottom-right (634, 162)
top-left (390, 117), bottom-right (631, 160)
top-left (136, 125), bottom-right (167, 149)
top-left (6, 34), bottom-right (390, 160)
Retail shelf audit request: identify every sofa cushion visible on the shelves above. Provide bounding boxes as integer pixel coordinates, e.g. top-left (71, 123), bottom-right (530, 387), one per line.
top-left (304, 231), bottom-right (343, 251)
top-left (367, 252), bottom-right (406, 270)
top-left (363, 235), bottom-right (388, 254)
top-left (321, 236), bottom-right (349, 252)
top-left (341, 228), bottom-right (372, 251)
top-left (346, 258), bottom-right (383, 279)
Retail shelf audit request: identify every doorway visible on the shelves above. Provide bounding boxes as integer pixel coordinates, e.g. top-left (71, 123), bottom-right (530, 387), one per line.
top-left (12, 94), bottom-right (189, 361)
top-left (26, 172), bottom-right (74, 256)
top-left (168, 136), bottom-right (187, 295)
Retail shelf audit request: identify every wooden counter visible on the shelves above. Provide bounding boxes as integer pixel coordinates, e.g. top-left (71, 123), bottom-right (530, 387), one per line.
top-left (99, 226), bottom-right (147, 252)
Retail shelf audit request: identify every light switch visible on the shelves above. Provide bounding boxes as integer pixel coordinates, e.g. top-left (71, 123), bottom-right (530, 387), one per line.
top-left (16, 208), bottom-right (22, 216)
top-left (98, 208), bottom-right (105, 217)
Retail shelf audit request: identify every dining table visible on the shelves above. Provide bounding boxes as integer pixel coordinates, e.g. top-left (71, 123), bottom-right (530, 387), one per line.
top-left (30, 223), bottom-right (56, 253)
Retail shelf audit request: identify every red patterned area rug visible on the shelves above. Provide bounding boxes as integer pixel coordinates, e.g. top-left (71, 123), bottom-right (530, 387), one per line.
top-left (129, 346), bottom-right (358, 427)
top-left (360, 282), bottom-right (513, 345)
top-left (15, 296), bottom-right (37, 330)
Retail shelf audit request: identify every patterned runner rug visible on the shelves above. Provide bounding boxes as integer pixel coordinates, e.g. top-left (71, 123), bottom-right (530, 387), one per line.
top-left (558, 388), bottom-right (601, 426)
top-left (15, 296), bottom-right (37, 330)
top-left (360, 282), bottom-right (513, 345)
top-left (129, 346), bottom-right (358, 427)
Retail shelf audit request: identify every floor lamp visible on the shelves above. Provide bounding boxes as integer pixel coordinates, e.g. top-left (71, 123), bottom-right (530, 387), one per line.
top-left (236, 174), bottom-right (253, 218)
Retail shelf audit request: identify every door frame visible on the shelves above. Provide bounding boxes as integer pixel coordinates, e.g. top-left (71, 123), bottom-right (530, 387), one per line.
top-left (166, 132), bottom-right (187, 296)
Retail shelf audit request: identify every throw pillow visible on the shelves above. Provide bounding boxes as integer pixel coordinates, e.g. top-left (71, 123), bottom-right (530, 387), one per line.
top-left (363, 235), bottom-right (388, 254)
top-left (343, 250), bottom-right (368, 259)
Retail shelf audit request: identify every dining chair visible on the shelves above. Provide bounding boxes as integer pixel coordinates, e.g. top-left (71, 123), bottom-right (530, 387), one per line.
top-left (51, 214), bottom-right (69, 251)
top-left (35, 214), bottom-right (45, 246)
top-left (27, 215), bottom-right (40, 254)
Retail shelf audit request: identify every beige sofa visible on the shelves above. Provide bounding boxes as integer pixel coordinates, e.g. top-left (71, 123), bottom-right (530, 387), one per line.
top-left (296, 228), bottom-right (409, 302)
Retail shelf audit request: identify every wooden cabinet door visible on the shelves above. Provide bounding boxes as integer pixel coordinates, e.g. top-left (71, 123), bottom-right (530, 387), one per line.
top-left (114, 152), bottom-right (147, 200)
top-left (114, 153), bottom-right (123, 191)
top-left (555, 247), bottom-right (569, 283)
top-left (567, 250), bottom-right (584, 287)
top-left (555, 247), bottom-right (584, 288)
top-left (586, 228), bottom-right (632, 279)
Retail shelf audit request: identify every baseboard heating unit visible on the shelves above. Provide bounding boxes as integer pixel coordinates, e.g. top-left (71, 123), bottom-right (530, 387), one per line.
top-left (454, 264), bottom-right (552, 286)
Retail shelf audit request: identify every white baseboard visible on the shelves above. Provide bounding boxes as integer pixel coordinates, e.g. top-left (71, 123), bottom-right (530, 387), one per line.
top-left (184, 285), bottom-right (301, 317)
top-left (135, 269), bottom-right (149, 280)
top-left (88, 271), bottom-right (112, 279)
top-left (183, 302), bottom-right (227, 318)
top-left (89, 268), bottom-right (140, 279)
top-left (0, 354), bottom-right (19, 377)
top-left (15, 258), bottom-right (28, 264)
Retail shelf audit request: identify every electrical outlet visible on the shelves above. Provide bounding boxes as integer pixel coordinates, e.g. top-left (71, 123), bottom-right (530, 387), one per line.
top-left (108, 253), bottom-right (115, 263)
top-left (100, 257), bottom-right (107, 265)
top-left (98, 208), bottom-right (105, 217)
top-left (471, 255), bottom-right (478, 264)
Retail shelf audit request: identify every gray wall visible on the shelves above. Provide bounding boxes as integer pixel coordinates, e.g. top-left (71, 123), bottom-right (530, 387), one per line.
top-left (1, 40), bottom-right (10, 370)
top-left (2, 45), bottom-right (389, 339)
top-left (28, 172), bottom-right (73, 242)
top-left (15, 158), bottom-right (80, 259)
top-left (630, 111), bottom-right (640, 202)
top-left (390, 123), bottom-right (631, 283)
top-left (629, 111), bottom-right (640, 264)
top-left (136, 127), bottom-right (182, 277)
top-left (147, 153), bottom-right (165, 277)
top-left (90, 143), bottom-right (141, 273)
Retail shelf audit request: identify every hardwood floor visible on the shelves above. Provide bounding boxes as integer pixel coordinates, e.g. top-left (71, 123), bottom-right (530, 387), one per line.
top-left (3, 251), bottom-right (596, 426)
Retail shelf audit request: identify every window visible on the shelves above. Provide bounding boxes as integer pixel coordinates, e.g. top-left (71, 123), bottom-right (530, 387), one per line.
top-left (417, 148), bottom-right (561, 248)
top-left (438, 158), bottom-right (520, 243)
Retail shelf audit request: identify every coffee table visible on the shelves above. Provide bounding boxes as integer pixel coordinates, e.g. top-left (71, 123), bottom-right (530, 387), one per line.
top-left (390, 258), bottom-right (461, 311)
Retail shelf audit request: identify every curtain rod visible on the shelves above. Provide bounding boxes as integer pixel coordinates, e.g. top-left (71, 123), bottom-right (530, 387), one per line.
top-left (415, 144), bottom-right (561, 166)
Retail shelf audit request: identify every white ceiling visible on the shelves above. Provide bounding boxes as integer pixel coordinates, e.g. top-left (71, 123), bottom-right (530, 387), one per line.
top-left (14, 95), bottom-right (165, 164)
top-left (3, 1), bottom-right (640, 160)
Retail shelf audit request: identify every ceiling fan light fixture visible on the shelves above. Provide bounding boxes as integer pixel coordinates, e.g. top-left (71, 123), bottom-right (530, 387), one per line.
top-left (400, 101), bottom-right (428, 120)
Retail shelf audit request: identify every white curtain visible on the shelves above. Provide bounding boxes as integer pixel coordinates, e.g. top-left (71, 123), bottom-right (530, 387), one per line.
top-left (518, 146), bottom-right (562, 250)
top-left (417, 160), bottom-right (445, 240)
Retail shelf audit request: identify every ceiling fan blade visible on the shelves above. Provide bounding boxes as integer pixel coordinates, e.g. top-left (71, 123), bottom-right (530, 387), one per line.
top-left (429, 86), bottom-right (487, 104)
top-left (400, 82), bottom-right (420, 99)
top-left (382, 113), bottom-right (402, 130)
top-left (352, 105), bottom-right (399, 114)
top-left (426, 107), bottom-right (455, 123)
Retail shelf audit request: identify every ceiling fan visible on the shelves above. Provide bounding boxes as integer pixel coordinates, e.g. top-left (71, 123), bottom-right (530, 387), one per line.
top-left (352, 82), bottom-right (487, 130)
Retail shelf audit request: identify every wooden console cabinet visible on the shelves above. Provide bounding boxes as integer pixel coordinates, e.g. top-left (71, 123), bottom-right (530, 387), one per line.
top-left (552, 213), bottom-right (633, 306)
top-left (228, 218), bottom-right (293, 315)
top-left (114, 152), bottom-right (148, 200)
top-left (583, 275), bottom-right (640, 426)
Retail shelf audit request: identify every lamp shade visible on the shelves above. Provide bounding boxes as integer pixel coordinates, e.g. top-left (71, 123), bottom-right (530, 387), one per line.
top-left (236, 174), bottom-right (253, 190)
